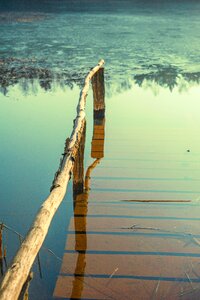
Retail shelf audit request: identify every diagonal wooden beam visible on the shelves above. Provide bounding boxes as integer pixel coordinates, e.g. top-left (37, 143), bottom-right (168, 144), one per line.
top-left (0, 59), bottom-right (105, 300)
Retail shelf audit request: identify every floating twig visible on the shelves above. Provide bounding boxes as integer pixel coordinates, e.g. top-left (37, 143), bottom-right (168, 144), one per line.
top-left (179, 286), bottom-right (200, 297)
top-left (0, 222), bottom-right (62, 262)
top-left (191, 237), bottom-right (200, 247)
top-left (2, 224), bottom-right (23, 241)
top-left (106, 268), bottom-right (119, 286)
top-left (190, 261), bottom-right (200, 278)
top-left (109, 268), bottom-right (119, 279)
top-left (122, 199), bottom-right (191, 203)
top-left (121, 224), bottom-right (162, 231)
top-left (152, 279), bottom-right (160, 299)
top-left (45, 248), bottom-right (62, 261)
top-left (184, 271), bottom-right (194, 290)
top-left (121, 224), bottom-right (195, 237)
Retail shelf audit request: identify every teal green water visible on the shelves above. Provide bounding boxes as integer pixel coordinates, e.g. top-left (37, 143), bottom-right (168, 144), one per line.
top-left (0, 0), bottom-right (200, 92)
top-left (0, 85), bottom-right (84, 298)
top-left (0, 0), bottom-right (200, 298)
top-left (1, 78), bottom-right (200, 299)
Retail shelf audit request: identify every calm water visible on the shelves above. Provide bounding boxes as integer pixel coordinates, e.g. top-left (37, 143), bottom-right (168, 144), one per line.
top-left (0, 0), bottom-right (200, 91)
top-left (1, 1), bottom-right (200, 299)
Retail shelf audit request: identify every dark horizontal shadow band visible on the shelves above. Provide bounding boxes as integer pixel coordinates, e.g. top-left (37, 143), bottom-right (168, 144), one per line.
top-left (94, 176), bottom-right (199, 182)
top-left (93, 188), bottom-right (200, 194)
top-left (60, 273), bottom-right (200, 283)
top-left (122, 200), bottom-right (191, 203)
top-left (91, 201), bottom-right (195, 206)
top-left (74, 214), bottom-right (200, 221)
top-left (98, 166), bottom-right (200, 171)
top-left (65, 249), bottom-right (200, 258)
top-left (66, 231), bottom-right (200, 239)
top-left (103, 158), bottom-right (199, 163)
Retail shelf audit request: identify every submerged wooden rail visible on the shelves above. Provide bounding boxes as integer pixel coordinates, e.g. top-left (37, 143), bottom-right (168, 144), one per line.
top-left (0, 59), bottom-right (105, 300)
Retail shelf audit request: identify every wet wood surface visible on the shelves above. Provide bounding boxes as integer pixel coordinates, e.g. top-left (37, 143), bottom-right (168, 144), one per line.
top-left (0, 60), bottom-right (105, 300)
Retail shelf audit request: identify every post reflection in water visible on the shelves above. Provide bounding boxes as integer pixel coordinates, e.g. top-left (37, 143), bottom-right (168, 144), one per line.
top-left (71, 122), bottom-right (87, 299)
top-left (52, 68), bottom-right (105, 299)
top-left (71, 92), bottom-right (105, 299)
top-left (72, 155), bottom-right (102, 298)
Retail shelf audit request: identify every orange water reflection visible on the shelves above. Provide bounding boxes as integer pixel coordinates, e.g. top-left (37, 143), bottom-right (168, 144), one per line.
top-left (54, 84), bottom-right (200, 299)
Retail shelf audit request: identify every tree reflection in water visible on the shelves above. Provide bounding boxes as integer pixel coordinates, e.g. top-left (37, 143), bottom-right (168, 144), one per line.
top-left (1, 58), bottom-right (200, 96)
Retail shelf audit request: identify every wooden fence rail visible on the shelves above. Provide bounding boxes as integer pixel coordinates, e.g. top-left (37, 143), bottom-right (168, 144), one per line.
top-left (0, 59), bottom-right (105, 300)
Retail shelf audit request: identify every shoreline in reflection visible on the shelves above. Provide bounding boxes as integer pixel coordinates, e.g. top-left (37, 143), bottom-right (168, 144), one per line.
top-left (1, 59), bottom-right (200, 97)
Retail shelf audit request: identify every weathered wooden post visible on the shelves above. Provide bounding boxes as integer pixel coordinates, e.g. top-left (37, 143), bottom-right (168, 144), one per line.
top-left (71, 124), bottom-right (87, 299)
top-left (92, 67), bottom-right (105, 115)
top-left (91, 67), bottom-right (105, 159)
top-left (69, 68), bottom-right (105, 297)
top-left (73, 123), bottom-right (87, 251)
top-left (53, 66), bottom-right (105, 298)
top-left (73, 123), bottom-right (86, 197)
top-left (0, 59), bottom-right (104, 300)
top-left (71, 159), bottom-right (101, 299)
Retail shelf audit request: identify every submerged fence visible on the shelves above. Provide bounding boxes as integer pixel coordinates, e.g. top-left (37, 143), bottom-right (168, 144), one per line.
top-left (0, 59), bottom-right (105, 300)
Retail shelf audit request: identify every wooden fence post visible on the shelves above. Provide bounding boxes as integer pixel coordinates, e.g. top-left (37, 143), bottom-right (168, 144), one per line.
top-left (0, 59), bottom-right (104, 300)
top-left (54, 68), bottom-right (106, 297)
top-left (73, 122), bottom-right (86, 198)
top-left (91, 67), bottom-right (105, 159)
top-left (92, 67), bottom-right (105, 118)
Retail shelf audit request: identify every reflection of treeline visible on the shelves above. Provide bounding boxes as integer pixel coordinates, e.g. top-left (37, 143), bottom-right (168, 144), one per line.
top-left (0, 57), bottom-right (85, 95)
top-left (1, 59), bottom-right (200, 95)
top-left (133, 65), bottom-right (200, 91)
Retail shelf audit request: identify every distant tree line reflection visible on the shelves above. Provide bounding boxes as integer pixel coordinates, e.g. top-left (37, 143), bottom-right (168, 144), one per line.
top-left (133, 64), bottom-right (200, 91)
top-left (0, 57), bottom-right (85, 95)
top-left (0, 58), bottom-right (200, 96)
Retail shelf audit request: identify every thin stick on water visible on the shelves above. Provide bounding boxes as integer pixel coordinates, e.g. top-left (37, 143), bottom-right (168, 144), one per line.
top-left (184, 271), bottom-right (194, 290)
top-left (121, 199), bottom-right (191, 203)
top-left (152, 280), bottom-right (160, 299)
top-left (106, 268), bottom-right (119, 286)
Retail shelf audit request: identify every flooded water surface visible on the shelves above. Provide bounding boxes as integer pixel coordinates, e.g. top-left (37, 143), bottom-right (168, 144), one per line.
top-left (0, 1), bottom-right (200, 299)
top-left (53, 83), bottom-right (200, 300)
